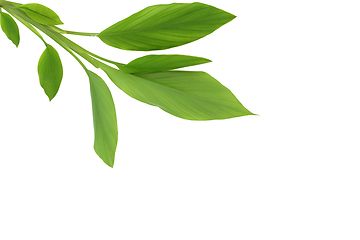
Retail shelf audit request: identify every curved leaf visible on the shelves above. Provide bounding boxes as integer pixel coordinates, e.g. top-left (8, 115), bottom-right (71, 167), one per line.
top-left (100, 64), bottom-right (254, 120)
top-left (98, 2), bottom-right (236, 51)
top-left (19, 3), bottom-right (63, 25)
top-left (125, 54), bottom-right (211, 73)
top-left (86, 70), bottom-right (118, 167)
top-left (0, 12), bottom-right (20, 47)
top-left (38, 44), bottom-right (63, 101)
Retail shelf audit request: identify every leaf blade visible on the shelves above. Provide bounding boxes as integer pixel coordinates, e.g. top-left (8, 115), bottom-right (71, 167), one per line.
top-left (100, 64), bottom-right (254, 120)
top-left (19, 3), bottom-right (63, 26)
top-left (98, 2), bottom-right (236, 51)
top-left (38, 44), bottom-right (63, 101)
top-left (86, 70), bottom-right (118, 167)
top-left (125, 54), bottom-right (211, 73)
top-left (0, 12), bottom-right (20, 47)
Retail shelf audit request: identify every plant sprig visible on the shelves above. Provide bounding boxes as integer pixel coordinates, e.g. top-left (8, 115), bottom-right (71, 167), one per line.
top-left (0, 0), bottom-right (255, 167)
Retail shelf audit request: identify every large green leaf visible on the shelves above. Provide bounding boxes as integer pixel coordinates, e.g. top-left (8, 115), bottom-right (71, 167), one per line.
top-left (86, 70), bottom-right (118, 167)
top-left (100, 64), bottom-right (254, 120)
top-left (19, 3), bottom-right (63, 25)
top-left (0, 12), bottom-right (20, 47)
top-left (97, 2), bottom-right (236, 51)
top-left (38, 44), bottom-right (63, 101)
top-left (124, 54), bottom-right (211, 73)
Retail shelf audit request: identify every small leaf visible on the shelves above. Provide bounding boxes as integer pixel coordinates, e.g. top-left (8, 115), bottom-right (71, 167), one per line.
top-left (38, 44), bottom-right (63, 101)
top-left (86, 70), bottom-right (118, 167)
top-left (100, 64), bottom-right (254, 120)
top-left (98, 2), bottom-right (236, 51)
top-left (19, 3), bottom-right (63, 25)
top-left (124, 54), bottom-right (211, 73)
top-left (0, 12), bottom-right (20, 47)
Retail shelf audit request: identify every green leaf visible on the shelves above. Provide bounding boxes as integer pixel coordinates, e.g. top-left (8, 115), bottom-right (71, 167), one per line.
top-left (124, 54), bottom-right (211, 73)
top-left (38, 44), bottom-right (63, 101)
top-left (86, 70), bottom-right (118, 167)
top-left (100, 64), bottom-right (254, 120)
top-left (19, 3), bottom-right (63, 25)
top-left (0, 12), bottom-right (20, 47)
top-left (98, 2), bottom-right (236, 51)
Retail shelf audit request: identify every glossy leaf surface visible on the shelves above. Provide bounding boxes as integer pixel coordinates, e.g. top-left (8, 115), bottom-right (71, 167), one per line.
top-left (19, 3), bottom-right (63, 25)
top-left (125, 54), bottom-right (211, 73)
top-left (0, 12), bottom-right (20, 46)
top-left (87, 70), bottom-right (118, 167)
top-left (98, 2), bottom-right (236, 51)
top-left (100, 64), bottom-right (254, 120)
top-left (38, 44), bottom-right (63, 101)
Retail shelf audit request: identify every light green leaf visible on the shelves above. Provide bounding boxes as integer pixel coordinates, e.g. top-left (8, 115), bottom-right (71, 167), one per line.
top-left (0, 12), bottom-right (20, 47)
top-left (19, 3), bottom-right (63, 25)
top-left (38, 44), bottom-right (63, 101)
top-left (124, 54), bottom-right (211, 73)
top-left (98, 2), bottom-right (236, 51)
top-left (100, 64), bottom-right (254, 120)
top-left (86, 70), bottom-right (118, 167)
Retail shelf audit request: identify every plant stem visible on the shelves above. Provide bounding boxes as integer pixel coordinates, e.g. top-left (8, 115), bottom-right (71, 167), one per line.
top-left (3, 5), bottom-right (100, 67)
top-left (0, 0), bottom-right (21, 8)
top-left (50, 26), bottom-right (98, 37)
top-left (64, 30), bottom-right (98, 37)
top-left (2, 0), bottom-right (124, 70)
top-left (6, 7), bottom-right (46, 44)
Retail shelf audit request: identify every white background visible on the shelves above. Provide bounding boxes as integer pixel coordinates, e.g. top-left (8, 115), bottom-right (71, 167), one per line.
top-left (1, 0), bottom-right (360, 239)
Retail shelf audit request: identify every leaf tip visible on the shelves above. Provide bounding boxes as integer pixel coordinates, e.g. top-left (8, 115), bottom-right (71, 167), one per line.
top-left (106, 162), bottom-right (114, 168)
top-left (244, 110), bottom-right (259, 117)
top-left (94, 148), bottom-right (115, 168)
top-left (44, 91), bottom-right (55, 101)
top-left (203, 57), bottom-right (212, 63)
top-left (101, 155), bottom-right (115, 168)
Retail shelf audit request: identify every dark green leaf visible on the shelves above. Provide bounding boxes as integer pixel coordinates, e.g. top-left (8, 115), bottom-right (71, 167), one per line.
top-left (86, 70), bottom-right (118, 167)
top-left (0, 12), bottom-right (20, 47)
top-left (124, 54), bottom-right (211, 73)
top-left (100, 64), bottom-right (254, 120)
top-left (19, 3), bottom-right (63, 25)
top-left (98, 2), bottom-right (236, 51)
top-left (38, 44), bottom-right (63, 101)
